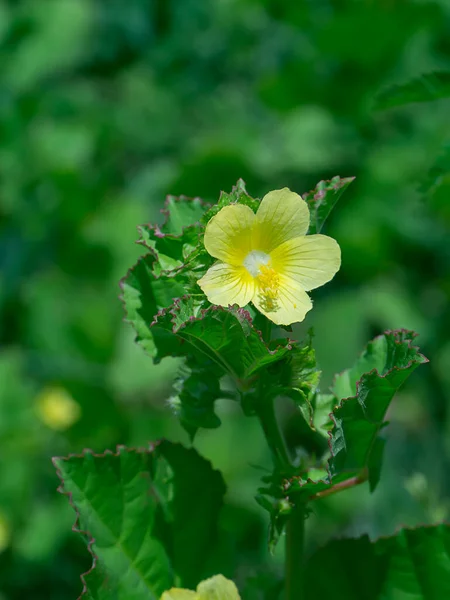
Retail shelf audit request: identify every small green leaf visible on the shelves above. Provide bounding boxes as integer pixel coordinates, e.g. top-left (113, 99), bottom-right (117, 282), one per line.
top-left (374, 71), bottom-right (450, 110)
top-left (201, 179), bottom-right (259, 224)
top-left (137, 196), bottom-right (209, 276)
top-left (168, 357), bottom-right (223, 438)
top-left (54, 443), bottom-right (226, 599)
top-left (329, 330), bottom-right (428, 487)
top-left (303, 176), bottom-right (355, 234)
top-left (305, 525), bottom-right (450, 599)
top-left (120, 254), bottom-right (189, 358)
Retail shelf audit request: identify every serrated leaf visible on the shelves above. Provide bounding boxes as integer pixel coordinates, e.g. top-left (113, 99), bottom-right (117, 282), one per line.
top-left (120, 254), bottom-right (189, 358)
top-left (137, 196), bottom-right (209, 276)
top-left (303, 176), bottom-right (355, 234)
top-left (329, 330), bottom-right (428, 487)
top-left (168, 357), bottom-right (223, 438)
top-left (201, 179), bottom-right (260, 224)
top-left (374, 71), bottom-right (450, 110)
top-left (305, 525), bottom-right (450, 599)
top-left (153, 300), bottom-right (292, 382)
top-left (257, 330), bottom-right (427, 546)
top-left (54, 443), bottom-right (226, 600)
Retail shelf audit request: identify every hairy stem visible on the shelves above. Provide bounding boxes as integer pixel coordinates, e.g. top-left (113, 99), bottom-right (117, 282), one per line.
top-left (285, 502), bottom-right (306, 600)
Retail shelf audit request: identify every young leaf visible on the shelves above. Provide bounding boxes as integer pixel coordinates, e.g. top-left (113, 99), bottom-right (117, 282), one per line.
top-left (305, 525), bottom-right (450, 599)
top-left (137, 195), bottom-right (209, 276)
top-left (303, 176), bottom-right (355, 234)
top-left (201, 179), bottom-right (260, 224)
top-left (54, 442), bottom-right (226, 599)
top-left (168, 356), bottom-right (223, 438)
top-left (329, 330), bottom-right (428, 488)
top-left (374, 71), bottom-right (450, 110)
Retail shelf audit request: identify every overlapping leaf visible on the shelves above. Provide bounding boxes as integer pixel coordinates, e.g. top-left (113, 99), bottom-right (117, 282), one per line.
top-left (54, 442), bottom-right (226, 600)
top-left (303, 176), bottom-right (355, 234)
top-left (305, 525), bottom-right (450, 599)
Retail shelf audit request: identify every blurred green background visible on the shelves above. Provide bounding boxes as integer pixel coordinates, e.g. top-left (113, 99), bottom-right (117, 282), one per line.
top-left (1, 0), bottom-right (450, 597)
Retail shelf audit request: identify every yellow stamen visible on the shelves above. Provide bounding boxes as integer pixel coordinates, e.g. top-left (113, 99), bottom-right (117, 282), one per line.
top-left (257, 264), bottom-right (280, 312)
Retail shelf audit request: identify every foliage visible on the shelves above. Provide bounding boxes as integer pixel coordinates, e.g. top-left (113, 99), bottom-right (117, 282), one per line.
top-left (1, 0), bottom-right (450, 598)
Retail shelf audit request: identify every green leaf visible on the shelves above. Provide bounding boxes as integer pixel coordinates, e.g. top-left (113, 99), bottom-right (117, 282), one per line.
top-left (329, 330), bottom-right (428, 488)
top-left (257, 330), bottom-right (427, 544)
top-left (167, 357), bottom-right (223, 438)
top-left (374, 71), bottom-right (450, 110)
top-left (153, 300), bottom-right (292, 382)
top-left (201, 179), bottom-right (260, 224)
top-left (120, 254), bottom-right (188, 358)
top-left (54, 443), bottom-right (226, 600)
top-left (305, 525), bottom-right (450, 599)
top-left (303, 176), bottom-right (355, 234)
top-left (137, 196), bottom-right (210, 276)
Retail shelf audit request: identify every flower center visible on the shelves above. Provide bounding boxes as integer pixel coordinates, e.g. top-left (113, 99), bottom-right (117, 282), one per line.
top-left (243, 250), bottom-right (280, 312)
top-left (243, 250), bottom-right (270, 277)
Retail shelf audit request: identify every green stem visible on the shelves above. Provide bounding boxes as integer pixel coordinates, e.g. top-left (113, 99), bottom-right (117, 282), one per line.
top-left (256, 394), bottom-right (291, 470)
top-left (285, 502), bottom-right (306, 600)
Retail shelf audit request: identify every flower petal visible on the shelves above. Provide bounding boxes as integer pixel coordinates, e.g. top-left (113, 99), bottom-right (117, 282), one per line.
top-left (197, 575), bottom-right (241, 599)
top-left (197, 262), bottom-right (255, 307)
top-left (160, 590), bottom-right (198, 600)
top-left (203, 204), bottom-right (256, 265)
top-left (254, 188), bottom-right (310, 253)
top-left (253, 274), bottom-right (312, 325)
top-left (271, 234), bottom-right (341, 291)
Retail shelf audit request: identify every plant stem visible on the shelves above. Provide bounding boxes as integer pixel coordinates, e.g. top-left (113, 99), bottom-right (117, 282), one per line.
top-left (285, 502), bottom-right (306, 600)
top-left (256, 394), bottom-right (291, 470)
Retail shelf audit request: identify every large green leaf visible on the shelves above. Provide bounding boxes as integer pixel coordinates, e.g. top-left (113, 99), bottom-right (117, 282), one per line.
top-left (153, 299), bottom-right (292, 382)
top-left (305, 525), bottom-right (450, 599)
top-left (54, 442), bottom-right (226, 600)
top-left (374, 71), bottom-right (450, 110)
top-left (303, 176), bottom-right (355, 234)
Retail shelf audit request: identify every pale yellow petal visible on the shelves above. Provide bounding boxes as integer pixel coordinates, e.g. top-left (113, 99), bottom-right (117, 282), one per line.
top-left (197, 575), bottom-right (241, 600)
top-left (204, 204), bottom-right (256, 265)
top-left (271, 234), bottom-right (341, 291)
top-left (197, 263), bottom-right (255, 307)
top-left (253, 274), bottom-right (312, 325)
top-left (254, 188), bottom-right (310, 253)
top-left (160, 590), bottom-right (198, 600)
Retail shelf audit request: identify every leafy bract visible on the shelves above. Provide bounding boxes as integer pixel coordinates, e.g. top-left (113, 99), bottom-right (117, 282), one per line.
top-left (305, 525), bottom-right (450, 599)
top-left (374, 71), bottom-right (450, 110)
top-left (54, 442), bottom-right (226, 600)
top-left (303, 176), bottom-right (355, 234)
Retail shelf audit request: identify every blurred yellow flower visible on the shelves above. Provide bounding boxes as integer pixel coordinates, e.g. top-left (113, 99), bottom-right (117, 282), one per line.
top-left (161, 574), bottom-right (241, 600)
top-left (198, 188), bottom-right (341, 325)
top-left (0, 512), bottom-right (11, 553)
top-left (36, 387), bottom-right (81, 431)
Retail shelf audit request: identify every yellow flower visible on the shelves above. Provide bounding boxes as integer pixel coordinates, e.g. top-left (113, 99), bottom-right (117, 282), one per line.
top-left (197, 188), bottom-right (341, 325)
top-left (160, 574), bottom-right (241, 600)
top-left (36, 386), bottom-right (81, 431)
